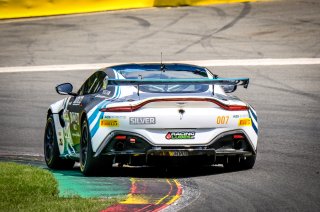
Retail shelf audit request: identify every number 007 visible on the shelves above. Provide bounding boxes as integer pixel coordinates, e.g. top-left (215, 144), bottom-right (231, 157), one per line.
top-left (216, 116), bottom-right (229, 124)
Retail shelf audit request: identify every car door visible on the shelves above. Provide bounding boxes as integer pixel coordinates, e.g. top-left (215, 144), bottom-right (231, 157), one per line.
top-left (63, 71), bottom-right (107, 152)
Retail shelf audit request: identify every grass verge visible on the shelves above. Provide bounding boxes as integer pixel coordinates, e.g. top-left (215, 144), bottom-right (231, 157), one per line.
top-left (0, 162), bottom-right (120, 212)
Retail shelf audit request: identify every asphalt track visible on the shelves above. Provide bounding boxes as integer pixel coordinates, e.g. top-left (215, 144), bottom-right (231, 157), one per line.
top-left (1, 0), bottom-right (320, 211)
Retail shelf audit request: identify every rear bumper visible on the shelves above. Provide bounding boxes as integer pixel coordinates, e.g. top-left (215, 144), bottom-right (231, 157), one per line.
top-left (147, 149), bottom-right (216, 157)
top-left (95, 129), bottom-right (256, 166)
top-left (215, 149), bottom-right (252, 157)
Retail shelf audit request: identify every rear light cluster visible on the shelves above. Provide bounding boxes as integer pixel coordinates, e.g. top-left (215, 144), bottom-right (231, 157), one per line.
top-left (107, 134), bottom-right (152, 152)
top-left (115, 135), bottom-right (136, 144)
top-left (99, 98), bottom-right (248, 112)
top-left (113, 135), bottom-right (135, 151)
top-left (210, 133), bottom-right (248, 150)
top-left (233, 134), bottom-right (245, 150)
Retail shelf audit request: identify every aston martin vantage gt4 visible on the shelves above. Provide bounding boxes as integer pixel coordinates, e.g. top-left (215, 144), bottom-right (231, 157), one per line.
top-left (44, 63), bottom-right (258, 175)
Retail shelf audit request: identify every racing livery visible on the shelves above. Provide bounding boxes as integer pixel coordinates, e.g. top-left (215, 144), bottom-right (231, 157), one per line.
top-left (44, 63), bottom-right (258, 175)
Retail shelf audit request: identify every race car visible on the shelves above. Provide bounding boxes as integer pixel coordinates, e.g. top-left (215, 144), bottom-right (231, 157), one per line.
top-left (44, 63), bottom-right (258, 175)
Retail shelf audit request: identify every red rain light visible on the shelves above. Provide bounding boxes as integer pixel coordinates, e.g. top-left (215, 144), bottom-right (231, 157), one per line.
top-left (129, 138), bottom-right (136, 143)
top-left (233, 134), bottom-right (244, 139)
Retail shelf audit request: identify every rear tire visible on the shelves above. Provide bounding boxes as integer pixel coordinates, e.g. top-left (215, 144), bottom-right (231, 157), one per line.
top-left (44, 115), bottom-right (75, 169)
top-left (240, 155), bottom-right (256, 170)
top-left (80, 119), bottom-right (112, 176)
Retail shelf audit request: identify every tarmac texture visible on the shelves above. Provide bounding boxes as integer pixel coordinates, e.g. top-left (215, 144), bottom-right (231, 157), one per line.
top-left (0, 0), bottom-right (319, 211)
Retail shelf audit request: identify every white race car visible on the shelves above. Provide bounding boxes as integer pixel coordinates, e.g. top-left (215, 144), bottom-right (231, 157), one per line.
top-left (44, 63), bottom-right (258, 175)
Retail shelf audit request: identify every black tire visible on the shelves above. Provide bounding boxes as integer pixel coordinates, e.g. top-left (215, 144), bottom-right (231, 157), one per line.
top-left (239, 155), bottom-right (256, 170)
top-left (80, 119), bottom-right (112, 176)
top-left (44, 115), bottom-right (75, 169)
top-left (223, 154), bottom-right (256, 171)
top-left (223, 156), bottom-right (239, 171)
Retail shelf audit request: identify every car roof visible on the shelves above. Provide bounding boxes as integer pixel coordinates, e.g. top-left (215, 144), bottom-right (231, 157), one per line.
top-left (108, 63), bottom-right (208, 72)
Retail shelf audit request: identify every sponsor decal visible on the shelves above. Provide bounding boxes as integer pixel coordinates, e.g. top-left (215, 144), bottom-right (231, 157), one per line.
top-left (165, 131), bottom-right (195, 140)
top-left (102, 90), bottom-right (111, 95)
top-left (95, 94), bottom-right (108, 99)
top-left (233, 114), bottom-right (248, 118)
top-left (100, 119), bottom-right (119, 127)
top-left (71, 132), bottom-right (81, 137)
top-left (104, 115), bottom-right (126, 119)
top-left (129, 117), bottom-right (156, 125)
top-left (238, 118), bottom-right (252, 126)
top-left (73, 96), bottom-right (84, 105)
top-left (70, 112), bottom-right (79, 124)
top-left (69, 112), bottom-right (80, 130)
top-left (63, 110), bottom-right (70, 120)
top-left (216, 116), bottom-right (229, 124)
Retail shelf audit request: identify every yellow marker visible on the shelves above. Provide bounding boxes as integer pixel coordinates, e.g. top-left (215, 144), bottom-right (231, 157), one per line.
top-left (100, 119), bottom-right (119, 127)
top-left (166, 179), bottom-right (182, 205)
top-left (0, 0), bottom-right (268, 20)
top-left (238, 118), bottom-right (252, 126)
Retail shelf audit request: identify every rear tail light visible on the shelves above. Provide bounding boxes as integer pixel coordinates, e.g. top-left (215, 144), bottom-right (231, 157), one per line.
top-left (100, 106), bottom-right (132, 112)
top-left (225, 105), bottom-right (248, 111)
top-left (99, 98), bottom-right (248, 112)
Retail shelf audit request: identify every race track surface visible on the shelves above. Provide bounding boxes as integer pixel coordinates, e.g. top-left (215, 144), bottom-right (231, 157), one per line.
top-left (0, 0), bottom-right (320, 211)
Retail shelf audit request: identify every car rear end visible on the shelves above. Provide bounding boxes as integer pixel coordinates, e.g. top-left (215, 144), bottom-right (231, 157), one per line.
top-left (94, 96), bottom-right (258, 167)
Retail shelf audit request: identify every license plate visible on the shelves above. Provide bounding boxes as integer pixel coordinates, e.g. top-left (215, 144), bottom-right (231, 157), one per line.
top-left (168, 151), bottom-right (189, 157)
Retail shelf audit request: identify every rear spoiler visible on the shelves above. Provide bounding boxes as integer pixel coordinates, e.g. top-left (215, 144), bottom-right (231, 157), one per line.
top-left (108, 78), bottom-right (249, 88)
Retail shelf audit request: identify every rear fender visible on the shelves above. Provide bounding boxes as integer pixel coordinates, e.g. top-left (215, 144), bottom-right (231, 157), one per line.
top-left (48, 98), bottom-right (70, 155)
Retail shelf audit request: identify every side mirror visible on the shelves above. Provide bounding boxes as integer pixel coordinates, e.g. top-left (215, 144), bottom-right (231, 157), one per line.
top-left (222, 85), bottom-right (237, 93)
top-left (56, 83), bottom-right (77, 96)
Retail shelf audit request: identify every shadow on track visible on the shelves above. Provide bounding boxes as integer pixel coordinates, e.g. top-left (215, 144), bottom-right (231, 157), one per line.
top-left (0, 155), bottom-right (243, 178)
top-left (103, 165), bottom-right (229, 178)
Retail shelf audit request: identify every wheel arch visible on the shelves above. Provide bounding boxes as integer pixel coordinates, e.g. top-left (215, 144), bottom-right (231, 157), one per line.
top-left (80, 111), bottom-right (88, 127)
top-left (47, 109), bottom-right (53, 119)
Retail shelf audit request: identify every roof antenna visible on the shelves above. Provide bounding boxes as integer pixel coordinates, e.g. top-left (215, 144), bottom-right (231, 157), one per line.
top-left (137, 74), bottom-right (142, 96)
top-left (160, 52), bottom-right (165, 72)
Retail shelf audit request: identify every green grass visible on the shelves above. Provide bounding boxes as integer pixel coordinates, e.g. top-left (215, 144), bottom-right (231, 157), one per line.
top-left (0, 162), bottom-right (120, 212)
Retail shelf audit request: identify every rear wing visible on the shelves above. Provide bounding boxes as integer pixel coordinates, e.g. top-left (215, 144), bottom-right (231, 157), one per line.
top-left (107, 78), bottom-right (249, 88)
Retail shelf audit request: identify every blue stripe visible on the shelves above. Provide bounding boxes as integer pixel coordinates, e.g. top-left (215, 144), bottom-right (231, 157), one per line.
top-left (248, 112), bottom-right (258, 134)
top-left (90, 84), bottom-right (121, 138)
top-left (88, 70), bottom-right (120, 125)
top-left (90, 98), bottom-right (115, 137)
top-left (90, 112), bottom-right (105, 137)
top-left (88, 100), bottom-right (107, 124)
top-left (249, 107), bottom-right (257, 122)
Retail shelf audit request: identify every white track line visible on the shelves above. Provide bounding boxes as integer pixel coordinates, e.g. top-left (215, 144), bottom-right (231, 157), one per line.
top-left (1, 58), bottom-right (320, 73)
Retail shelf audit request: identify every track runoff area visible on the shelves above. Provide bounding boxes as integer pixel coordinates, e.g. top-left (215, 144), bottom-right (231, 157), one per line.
top-left (0, 58), bottom-right (319, 73)
top-left (1, 57), bottom-right (319, 211)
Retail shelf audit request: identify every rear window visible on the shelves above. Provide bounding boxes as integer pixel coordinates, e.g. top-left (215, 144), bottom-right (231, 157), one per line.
top-left (119, 69), bottom-right (209, 93)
